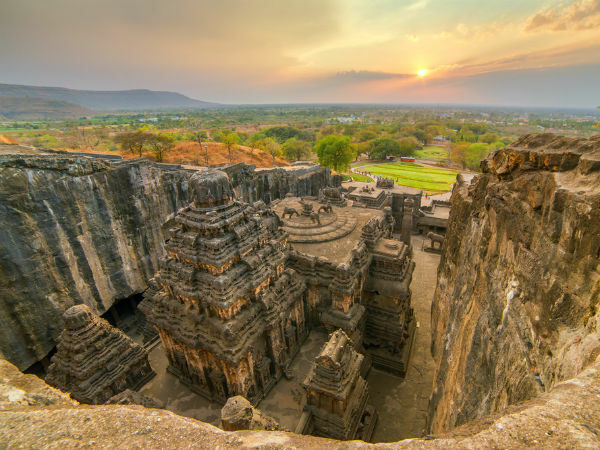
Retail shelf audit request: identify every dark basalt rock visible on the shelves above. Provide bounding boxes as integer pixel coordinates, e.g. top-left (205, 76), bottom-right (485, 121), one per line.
top-left (45, 304), bottom-right (155, 404)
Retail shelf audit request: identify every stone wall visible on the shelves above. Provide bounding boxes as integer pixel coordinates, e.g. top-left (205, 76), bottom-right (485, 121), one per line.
top-left (428, 133), bottom-right (600, 432)
top-left (0, 155), bottom-right (336, 370)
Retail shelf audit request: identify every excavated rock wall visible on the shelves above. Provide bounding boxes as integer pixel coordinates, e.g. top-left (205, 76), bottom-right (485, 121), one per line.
top-left (0, 155), bottom-right (335, 370)
top-left (0, 156), bottom-right (194, 370)
top-left (220, 162), bottom-right (342, 204)
top-left (428, 134), bottom-right (600, 433)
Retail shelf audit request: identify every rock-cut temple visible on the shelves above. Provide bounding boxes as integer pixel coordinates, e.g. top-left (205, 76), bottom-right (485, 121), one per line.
top-left (141, 168), bottom-right (418, 439)
top-left (140, 170), bottom-right (307, 404)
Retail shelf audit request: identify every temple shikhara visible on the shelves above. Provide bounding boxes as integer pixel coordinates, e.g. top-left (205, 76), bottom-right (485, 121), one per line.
top-left (139, 170), bottom-right (307, 404)
top-left (298, 329), bottom-right (377, 441)
top-left (45, 304), bottom-right (155, 404)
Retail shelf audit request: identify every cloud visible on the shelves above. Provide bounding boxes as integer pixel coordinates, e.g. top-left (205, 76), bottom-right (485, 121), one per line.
top-left (332, 70), bottom-right (412, 81)
top-left (525, 0), bottom-right (600, 32)
top-left (451, 22), bottom-right (502, 40)
top-left (407, 34), bottom-right (420, 42)
top-left (406, 0), bottom-right (429, 11)
top-left (447, 41), bottom-right (600, 78)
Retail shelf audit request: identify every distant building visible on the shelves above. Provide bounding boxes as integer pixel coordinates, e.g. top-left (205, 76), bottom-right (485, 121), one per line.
top-left (432, 135), bottom-right (448, 145)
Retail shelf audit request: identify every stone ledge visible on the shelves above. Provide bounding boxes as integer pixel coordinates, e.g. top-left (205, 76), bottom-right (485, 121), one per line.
top-left (2, 356), bottom-right (600, 448)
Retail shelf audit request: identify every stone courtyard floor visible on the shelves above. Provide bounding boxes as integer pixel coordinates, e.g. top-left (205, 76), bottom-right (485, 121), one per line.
top-left (139, 233), bottom-right (440, 442)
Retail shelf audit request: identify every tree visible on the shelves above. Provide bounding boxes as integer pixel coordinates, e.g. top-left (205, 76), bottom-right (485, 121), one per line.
top-left (282, 138), bottom-right (311, 161)
top-left (221, 132), bottom-right (239, 162)
top-left (479, 132), bottom-right (499, 144)
top-left (115, 130), bottom-right (152, 157)
top-left (317, 125), bottom-right (338, 140)
top-left (263, 126), bottom-right (310, 143)
top-left (356, 129), bottom-right (378, 142)
top-left (248, 132), bottom-right (266, 156)
top-left (368, 137), bottom-right (401, 160)
top-left (314, 135), bottom-right (355, 172)
top-left (148, 133), bottom-right (175, 162)
top-left (193, 131), bottom-right (209, 166)
top-left (397, 137), bottom-right (418, 156)
top-left (464, 143), bottom-right (490, 170)
top-left (449, 142), bottom-right (470, 168)
top-left (257, 137), bottom-right (281, 165)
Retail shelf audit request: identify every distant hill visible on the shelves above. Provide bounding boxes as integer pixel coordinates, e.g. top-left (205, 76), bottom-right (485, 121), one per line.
top-left (0, 96), bottom-right (95, 119)
top-left (0, 83), bottom-right (217, 111)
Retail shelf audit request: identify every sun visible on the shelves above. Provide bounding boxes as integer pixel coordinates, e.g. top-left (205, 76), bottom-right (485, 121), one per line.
top-left (417, 68), bottom-right (428, 77)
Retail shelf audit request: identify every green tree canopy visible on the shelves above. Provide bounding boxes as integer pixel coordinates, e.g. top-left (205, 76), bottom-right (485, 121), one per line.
top-left (397, 137), bottom-right (418, 156)
top-left (314, 135), bottom-right (355, 172)
top-left (479, 132), bottom-right (499, 144)
top-left (449, 142), bottom-right (470, 168)
top-left (464, 143), bottom-right (490, 170)
top-left (257, 137), bottom-right (281, 165)
top-left (263, 126), bottom-right (312, 143)
top-left (148, 132), bottom-right (175, 162)
top-left (368, 137), bottom-right (401, 160)
top-left (356, 129), bottom-right (378, 142)
top-left (221, 132), bottom-right (239, 162)
top-left (115, 130), bottom-right (153, 157)
top-left (281, 138), bottom-right (311, 161)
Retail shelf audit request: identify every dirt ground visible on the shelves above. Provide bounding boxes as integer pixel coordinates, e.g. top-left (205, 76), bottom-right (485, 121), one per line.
top-left (140, 233), bottom-right (440, 442)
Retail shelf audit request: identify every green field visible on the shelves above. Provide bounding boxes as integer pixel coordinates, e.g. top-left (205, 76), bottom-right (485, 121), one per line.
top-left (414, 146), bottom-right (448, 160)
top-left (357, 162), bottom-right (458, 192)
top-left (346, 172), bottom-right (371, 182)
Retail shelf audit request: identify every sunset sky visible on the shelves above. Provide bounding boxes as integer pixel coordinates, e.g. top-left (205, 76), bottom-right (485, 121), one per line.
top-left (1, 0), bottom-right (599, 107)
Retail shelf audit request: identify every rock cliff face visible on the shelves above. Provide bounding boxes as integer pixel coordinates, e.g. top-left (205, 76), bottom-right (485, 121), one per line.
top-left (0, 154), bottom-right (335, 370)
top-left (220, 162), bottom-right (342, 204)
top-left (0, 156), bottom-right (194, 370)
top-left (429, 134), bottom-right (600, 433)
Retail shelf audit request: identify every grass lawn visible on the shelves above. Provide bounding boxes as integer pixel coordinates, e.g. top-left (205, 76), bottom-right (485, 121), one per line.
top-left (346, 172), bottom-right (371, 182)
top-left (413, 146), bottom-right (448, 160)
top-left (358, 161), bottom-right (458, 193)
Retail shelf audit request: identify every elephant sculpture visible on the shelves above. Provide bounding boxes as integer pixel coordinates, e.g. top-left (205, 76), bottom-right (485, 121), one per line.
top-left (282, 207), bottom-right (299, 219)
top-left (318, 204), bottom-right (333, 214)
top-left (427, 231), bottom-right (444, 250)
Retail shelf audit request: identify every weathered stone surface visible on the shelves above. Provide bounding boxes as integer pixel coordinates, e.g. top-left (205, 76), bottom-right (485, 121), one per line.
top-left (221, 395), bottom-right (283, 431)
top-left (220, 162), bottom-right (341, 204)
top-left (429, 133), bottom-right (600, 433)
top-left (2, 356), bottom-right (600, 448)
top-left (0, 154), bottom-right (336, 371)
top-left (140, 169), bottom-right (308, 405)
top-left (274, 197), bottom-right (415, 376)
top-left (0, 156), bottom-right (195, 370)
top-left (105, 389), bottom-right (163, 409)
top-left (299, 330), bottom-right (377, 442)
top-left (45, 304), bottom-right (155, 404)
top-left (0, 359), bottom-right (77, 411)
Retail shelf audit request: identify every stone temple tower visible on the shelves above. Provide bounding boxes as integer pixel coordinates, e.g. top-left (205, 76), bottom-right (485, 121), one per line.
top-left (140, 169), bottom-right (307, 405)
top-left (45, 304), bottom-right (155, 404)
top-left (298, 329), bottom-right (377, 441)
